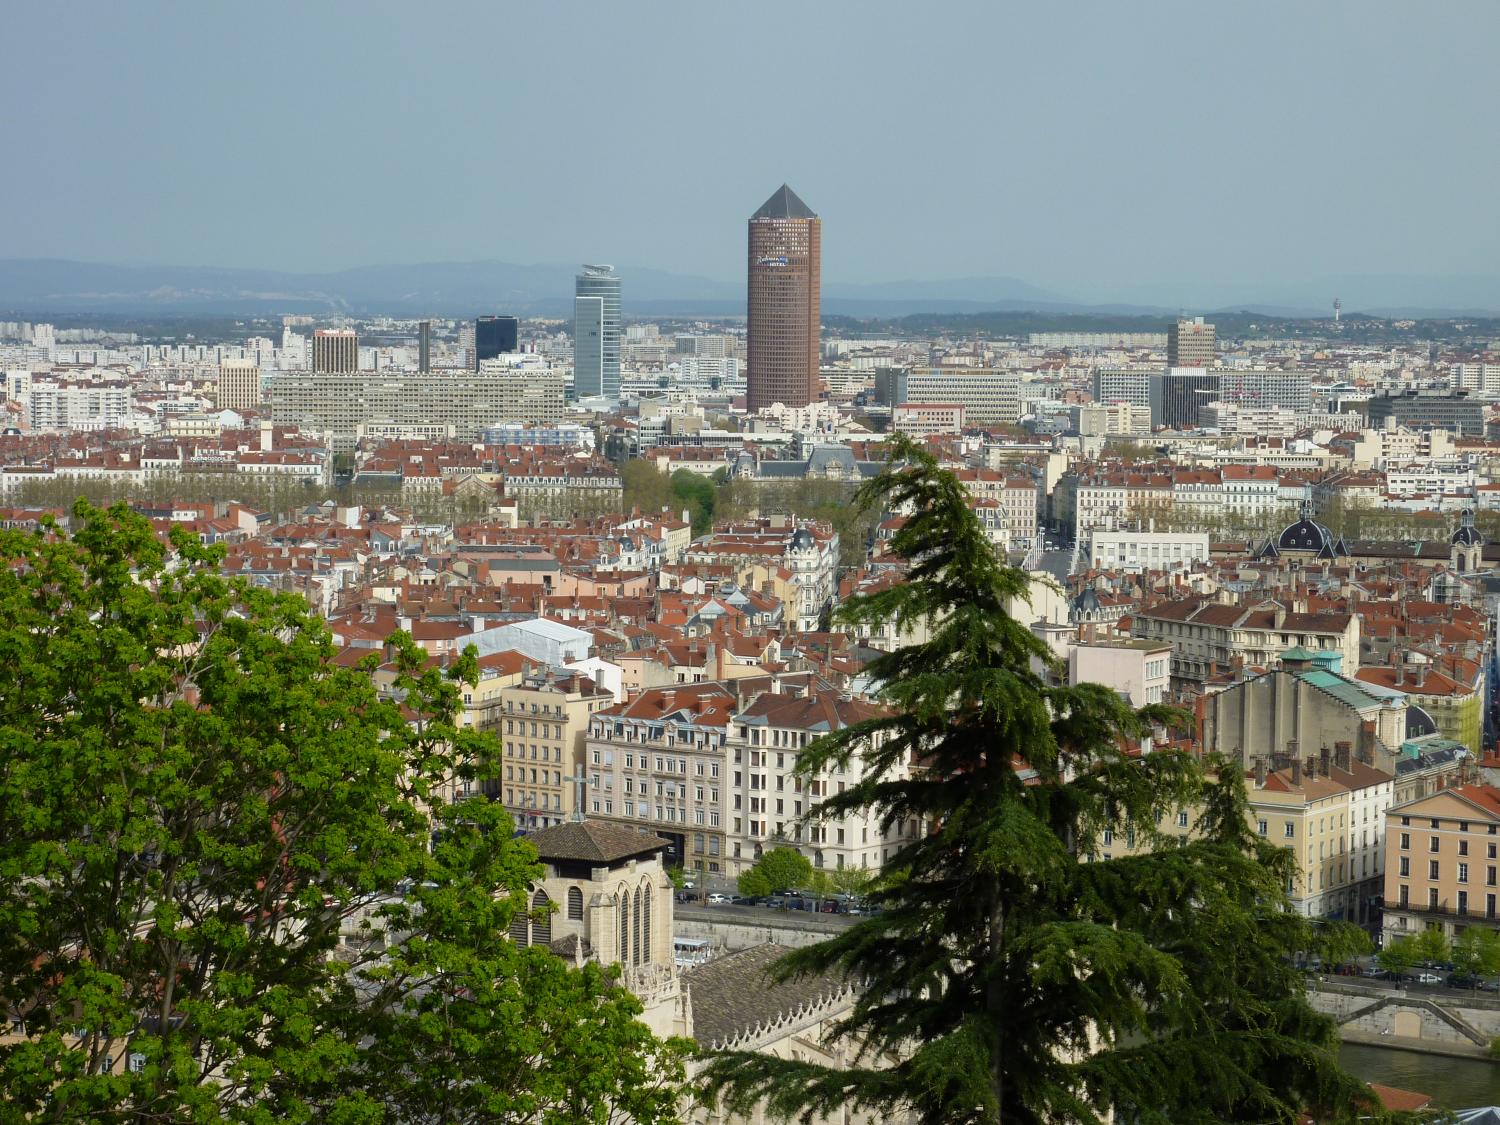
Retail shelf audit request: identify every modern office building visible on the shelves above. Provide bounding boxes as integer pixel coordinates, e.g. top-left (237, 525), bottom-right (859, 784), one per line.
top-left (747, 185), bottom-right (821, 411)
top-left (311, 329), bottom-right (358, 373)
top-left (216, 359), bottom-right (262, 413)
top-left (475, 315), bottom-right (519, 368)
top-left (903, 368), bottom-right (1023, 426)
top-left (1366, 390), bottom-right (1486, 437)
top-left (574, 266), bottom-right (621, 399)
top-left (1167, 316), bottom-right (1216, 367)
top-left (1149, 369), bottom-right (1221, 429)
top-left (417, 321), bottom-right (431, 373)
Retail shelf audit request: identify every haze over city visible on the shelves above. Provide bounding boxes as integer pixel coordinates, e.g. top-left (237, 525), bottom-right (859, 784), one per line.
top-left (4, 1), bottom-right (1499, 311)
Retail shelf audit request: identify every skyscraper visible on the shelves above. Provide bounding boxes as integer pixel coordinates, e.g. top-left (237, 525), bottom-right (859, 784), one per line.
top-left (747, 184), bottom-right (820, 412)
top-left (475, 315), bottom-right (519, 368)
top-left (574, 266), bottom-right (621, 399)
top-left (417, 320), bottom-right (431, 373)
top-left (312, 328), bottom-right (358, 373)
top-left (1167, 316), bottom-right (1216, 367)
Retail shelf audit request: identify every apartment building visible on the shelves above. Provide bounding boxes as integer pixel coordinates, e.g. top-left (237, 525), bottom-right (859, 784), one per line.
top-left (1248, 750), bottom-right (1392, 925)
top-left (1129, 598), bottom-right (1359, 683)
top-left (583, 683), bottom-right (737, 875)
top-left (1066, 639), bottom-right (1171, 707)
top-left (954, 468), bottom-right (1040, 549)
top-left (1085, 530), bottom-right (1209, 572)
top-left (496, 670), bottom-right (615, 830)
top-left (1091, 366), bottom-right (1154, 412)
top-left (726, 691), bottom-right (910, 875)
top-left (26, 378), bottom-right (133, 432)
top-left (1096, 749), bottom-right (1392, 927)
top-left (1383, 784), bottom-right (1500, 945)
top-left (266, 363), bottom-right (565, 446)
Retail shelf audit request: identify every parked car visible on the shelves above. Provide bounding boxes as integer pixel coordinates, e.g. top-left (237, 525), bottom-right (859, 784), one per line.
top-left (1407, 971), bottom-right (1443, 985)
top-left (1359, 965), bottom-right (1391, 979)
top-left (706, 892), bottom-right (731, 905)
top-left (730, 895), bottom-right (758, 906)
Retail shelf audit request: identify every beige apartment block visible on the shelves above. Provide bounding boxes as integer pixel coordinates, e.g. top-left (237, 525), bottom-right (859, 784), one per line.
top-left (1097, 749), bottom-right (1393, 928)
top-left (1383, 784), bottom-right (1500, 946)
top-left (726, 691), bottom-right (912, 876)
top-left (497, 670), bottom-right (614, 830)
top-left (583, 682), bottom-right (737, 877)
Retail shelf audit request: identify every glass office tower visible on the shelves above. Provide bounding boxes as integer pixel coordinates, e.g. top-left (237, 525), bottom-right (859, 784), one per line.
top-left (573, 265), bottom-right (620, 399)
top-left (475, 315), bottom-right (519, 368)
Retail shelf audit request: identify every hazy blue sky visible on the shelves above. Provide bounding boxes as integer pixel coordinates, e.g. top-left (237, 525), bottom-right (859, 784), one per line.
top-left (4, 1), bottom-right (1497, 302)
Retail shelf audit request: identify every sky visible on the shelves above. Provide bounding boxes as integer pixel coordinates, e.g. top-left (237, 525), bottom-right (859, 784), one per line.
top-left (3, 1), bottom-right (1498, 305)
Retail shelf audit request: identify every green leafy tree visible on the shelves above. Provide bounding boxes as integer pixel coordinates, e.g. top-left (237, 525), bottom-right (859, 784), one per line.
top-left (1410, 927), bottom-right (1451, 966)
top-left (702, 435), bottom-right (1387, 1125)
top-left (828, 866), bottom-right (876, 899)
top-left (670, 470), bottom-right (716, 535)
top-left (620, 458), bottom-right (676, 516)
top-left (0, 501), bottom-right (686, 1123)
top-left (736, 847), bottom-right (814, 899)
top-left (1454, 928), bottom-right (1500, 979)
top-left (1376, 936), bottom-right (1419, 976)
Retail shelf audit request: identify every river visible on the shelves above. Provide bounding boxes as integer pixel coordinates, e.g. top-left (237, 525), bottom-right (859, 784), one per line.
top-left (1341, 1041), bottom-right (1500, 1109)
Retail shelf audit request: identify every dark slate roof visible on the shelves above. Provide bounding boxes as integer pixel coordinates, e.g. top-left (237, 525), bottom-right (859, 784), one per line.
top-left (527, 820), bottom-right (670, 865)
top-left (1277, 517), bottom-right (1339, 554)
top-left (685, 944), bottom-right (849, 1048)
top-left (1453, 509), bottom-right (1484, 547)
top-left (1405, 705), bottom-right (1439, 739)
top-left (752, 184), bottom-right (816, 220)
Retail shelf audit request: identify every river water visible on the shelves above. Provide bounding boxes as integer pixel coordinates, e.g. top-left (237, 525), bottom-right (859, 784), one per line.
top-left (1340, 1041), bottom-right (1500, 1109)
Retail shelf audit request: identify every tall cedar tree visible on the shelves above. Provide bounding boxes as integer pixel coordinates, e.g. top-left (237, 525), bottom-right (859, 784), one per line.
top-left (0, 501), bottom-right (686, 1123)
top-left (701, 436), bottom-right (1392, 1125)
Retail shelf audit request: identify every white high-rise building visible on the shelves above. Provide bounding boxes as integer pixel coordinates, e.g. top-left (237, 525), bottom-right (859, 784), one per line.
top-left (574, 265), bottom-right (621, 399)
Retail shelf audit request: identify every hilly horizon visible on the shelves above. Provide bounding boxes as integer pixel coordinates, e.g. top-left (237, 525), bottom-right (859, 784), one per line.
top-left (0, 258), bottom-right (1496, 320)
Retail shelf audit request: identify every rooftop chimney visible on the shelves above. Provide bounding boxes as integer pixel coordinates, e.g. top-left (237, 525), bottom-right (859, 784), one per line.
top-left (1319, 745), bottom-right (1331, 776)
top-left (1335, 741), bottom-right (1352, 771)
top-left (1291, 759), bottom-right (1302, 785)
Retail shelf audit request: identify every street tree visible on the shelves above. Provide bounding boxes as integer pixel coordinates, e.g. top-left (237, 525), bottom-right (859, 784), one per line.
top-left (1454, 928), bottom-right (1500, 979)
top-left (702, 435), bottom-right (1390, 1125)
top-left (1377, 936), bottom-right (1420, 977)
top-left (0, 501), bottom-right (686, 1123)
top-left (736, 847), bottom-right (814, 899)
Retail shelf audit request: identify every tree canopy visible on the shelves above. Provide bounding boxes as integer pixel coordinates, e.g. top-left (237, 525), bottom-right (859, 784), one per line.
top-left (736, 847), bottom-right (814, 899)
top-left (0, 501), bottom-right (685, 1123)
top-left (701, 435), bottom-right (1393, 1125)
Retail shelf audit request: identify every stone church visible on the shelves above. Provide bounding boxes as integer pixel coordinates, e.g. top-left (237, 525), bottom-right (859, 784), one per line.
top-left (519, 818), bottom-right (896, 1124)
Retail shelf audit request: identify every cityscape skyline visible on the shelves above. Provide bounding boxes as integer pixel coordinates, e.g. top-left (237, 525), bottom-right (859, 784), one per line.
top-left (3, 2), bottom-right (1497, 307)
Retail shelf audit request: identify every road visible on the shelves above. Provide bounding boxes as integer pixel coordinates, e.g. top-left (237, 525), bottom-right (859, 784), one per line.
top-left (1311, 972), bottom-right (1500, 1004)
top-left (675, 901), bottom-right (860, 933)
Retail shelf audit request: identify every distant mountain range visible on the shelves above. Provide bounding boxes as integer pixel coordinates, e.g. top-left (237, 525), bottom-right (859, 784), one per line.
top-left (0, 258), bottom-right (1495, 319)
